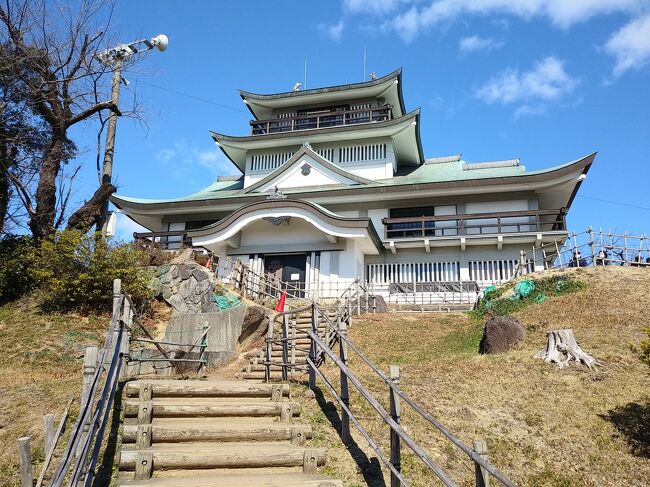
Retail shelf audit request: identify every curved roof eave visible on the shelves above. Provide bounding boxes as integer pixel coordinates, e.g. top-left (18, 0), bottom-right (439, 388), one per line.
top-left (187, 198), bottom-right (384, 252)
top-left (239, 68), bottom-right (405, 119)
top-left (110, 152), bottom-right (595, 211)
top-left (210, 108), bottom-right (420, 146)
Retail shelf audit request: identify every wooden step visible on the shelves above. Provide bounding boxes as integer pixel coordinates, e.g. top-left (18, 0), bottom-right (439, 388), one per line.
top-left (120, 471), bottom-right (342, 486)
top-left (239, 371), bottom-right (306, 381)
top-left (119, 442), bottom-right (326, 471)
top-left (124, 398), bottom-right (301, 418)
top-left (124, 381), bottom-right (289, 399)
top-left (122, 418), bottom-right (311, 443)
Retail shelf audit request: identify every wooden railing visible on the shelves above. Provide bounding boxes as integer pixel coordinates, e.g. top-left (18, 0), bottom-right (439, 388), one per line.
top-left (383, 208), bottom-right (567, 240)
top-left (515, 226), bottom-right (650, 276)
top-left (264, 301), bottom-right (517, 486)
top-left (133, 230), bottom-right (192, 250)
top-left (250, 105), bottom-right (392, 135)
top-left (18, 279), bottom-right (210, 487)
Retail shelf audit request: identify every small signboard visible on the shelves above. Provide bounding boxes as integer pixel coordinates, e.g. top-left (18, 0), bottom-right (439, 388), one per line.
top-left (290, 273), bottom-right (300, 281)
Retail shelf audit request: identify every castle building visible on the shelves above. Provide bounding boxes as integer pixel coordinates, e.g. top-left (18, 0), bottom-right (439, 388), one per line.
top-left (112, 69), bottom-right (594, 300)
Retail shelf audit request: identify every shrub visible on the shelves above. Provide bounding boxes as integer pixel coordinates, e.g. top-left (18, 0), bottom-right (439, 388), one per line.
top-left (0, 235), bottom-right (35, 304)
top-left (641, 327), bottom-right (650, 367)
top-left (29, 230), bottom-right (153, 311)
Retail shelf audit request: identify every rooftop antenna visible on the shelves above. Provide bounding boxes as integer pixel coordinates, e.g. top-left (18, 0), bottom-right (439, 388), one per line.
top-left (363, 47), bottom-right (367, 81)
top-left (304, 57), bottom-right (308, 89)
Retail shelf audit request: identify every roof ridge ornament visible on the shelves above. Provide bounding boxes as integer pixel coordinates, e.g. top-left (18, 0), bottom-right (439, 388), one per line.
top-left (267, 186), bottom-right (288, 200)
top-left (302, 141), bottom-right (312, 149)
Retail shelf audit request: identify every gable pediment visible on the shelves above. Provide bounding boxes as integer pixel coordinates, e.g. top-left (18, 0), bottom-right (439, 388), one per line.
top-left (242, 145), bottom-right (374, 194)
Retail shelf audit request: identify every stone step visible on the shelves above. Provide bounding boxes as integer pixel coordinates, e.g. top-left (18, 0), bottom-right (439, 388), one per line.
top-left (124, 398), bottom-right (301, 419)
top-left (120, 471), bottom-right (342, 486)
top-left (122, 418), bottom-right (311, 444)
top-left (119, 442), bottom-right (326, 471)
top-left (125, 381), bottom-right (289, 399)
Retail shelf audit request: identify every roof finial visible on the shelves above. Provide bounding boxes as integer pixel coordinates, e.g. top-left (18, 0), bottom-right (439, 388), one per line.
top-left (369, 72), bottom-right (377, 80)
top-left (292, 82), bottom-right (302, 92)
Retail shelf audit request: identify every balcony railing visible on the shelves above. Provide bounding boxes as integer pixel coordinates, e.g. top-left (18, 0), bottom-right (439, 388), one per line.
top-left (133, 230), bottom-right (192, 250)
top-left (382, 208), bottom-right (567, 240)
top-left (250, 105), bottom-right (392, 135)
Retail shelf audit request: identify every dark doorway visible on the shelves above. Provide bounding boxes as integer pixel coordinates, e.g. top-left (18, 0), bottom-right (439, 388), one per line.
top-left (264, 254), bottom-right (306, 297)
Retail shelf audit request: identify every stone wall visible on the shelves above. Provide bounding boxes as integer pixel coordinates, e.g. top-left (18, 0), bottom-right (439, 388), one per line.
top-left (149, 262), bottom-right (216, 313)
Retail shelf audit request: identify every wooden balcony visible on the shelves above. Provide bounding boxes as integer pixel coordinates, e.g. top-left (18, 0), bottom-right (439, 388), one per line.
top-left (133, 231), bottom-right (192, 250)
top-left (250, 105), bottom-right (392, 135)
top-left (382, 209), bottom-right (567, 240)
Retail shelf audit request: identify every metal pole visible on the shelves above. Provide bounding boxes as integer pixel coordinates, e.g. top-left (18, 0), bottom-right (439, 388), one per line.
top-left (98, 63), bottom-right (122, 236)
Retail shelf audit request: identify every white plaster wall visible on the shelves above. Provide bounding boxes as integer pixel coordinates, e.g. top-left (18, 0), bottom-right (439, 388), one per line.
top-left (465, 199), bottom-right (531, 233)
top-left (338, 160), bottom-right (393, 180)
top-left (239, 218), bottom-right (330, 247)
top-left (368, 208), bottom-right (389, 238)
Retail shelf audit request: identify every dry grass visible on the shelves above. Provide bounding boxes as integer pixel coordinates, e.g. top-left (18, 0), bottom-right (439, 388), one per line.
top-left (0, 297), bottom-right (171, 486)
top-left (0, 297), bottom-right (109, 485)
top-left (299, 267), bottom-right (650, 486)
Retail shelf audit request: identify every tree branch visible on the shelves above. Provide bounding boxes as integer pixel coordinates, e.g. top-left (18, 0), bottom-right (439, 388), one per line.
top-left (66, 100), bottom-right (121, 128)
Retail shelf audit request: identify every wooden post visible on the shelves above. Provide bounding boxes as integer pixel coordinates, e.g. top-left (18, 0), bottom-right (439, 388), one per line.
top-left (290, 318), bottom-right (297, 377)
top-left (281, 314), bottom-right (289, 382)
top-left (120, 298), bottom-right (132, 380)
top-left (356, 279), bottom-right (361, 315)
top-left (389, 365), bottom-right (401, 487)
top-left (81, 346), bottom-right (98, 405)
top-left (338, 312), bottom-right (350, 444)
top-left (265, 316), bottom-right (273, 383)
top-left (18, 436), bottom-right (33, 487)
top-left (588, 226), bottom-right (596, 266)
top-left (308, 304), bottom-right (318, 391)
top-left (473, 440), bottom-right (490, 487)
top-left (43, 414), bottom-right (55, 456)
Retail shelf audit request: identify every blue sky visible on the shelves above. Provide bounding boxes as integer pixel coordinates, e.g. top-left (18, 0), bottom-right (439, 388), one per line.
top-left (65, 1), bottom-right (650, 240)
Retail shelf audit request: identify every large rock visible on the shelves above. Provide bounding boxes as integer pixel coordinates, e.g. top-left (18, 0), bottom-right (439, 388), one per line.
top-left (479, 315), bottom-right (526, 354)
top-left (164, 305), bottom-right (270, 365)
top-left (148, 261), bottom-right (216, 314)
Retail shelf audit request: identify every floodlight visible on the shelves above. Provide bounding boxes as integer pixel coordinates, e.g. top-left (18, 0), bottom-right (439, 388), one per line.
top-left (151, 34), bottom-right (169, 52)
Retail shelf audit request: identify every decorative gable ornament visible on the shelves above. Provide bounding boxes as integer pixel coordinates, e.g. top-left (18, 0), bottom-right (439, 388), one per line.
top-left (301, 163), bottom-right (311, 176)
top-left (263, 216), bottom-right (290, 226)
top-left (266, 186), bottom-right (287, 200)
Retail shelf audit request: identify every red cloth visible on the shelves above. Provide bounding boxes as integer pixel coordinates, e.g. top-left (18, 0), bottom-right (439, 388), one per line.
top-left (275, 291), bottom-right (287, 312)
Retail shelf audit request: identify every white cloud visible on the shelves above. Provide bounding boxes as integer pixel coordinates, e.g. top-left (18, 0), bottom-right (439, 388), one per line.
top-left (514, 104), bottom-right (547, 119)
top-left (475, 56), bottom-right (578, 105)
top-left (377, 0), bottom-right (644, 42)
top-left (155, 148), bottom-right (175, 162)
top-left (459, 35), bottom-right (503, 53)
top-left (155, 139), bottom-right (233, 179)
top-left (344, 0), bottom-right (403, 15)
top-left (604, 13), bottom-right (650, 78)
top-left (318, 19), bottom-right (345, 41)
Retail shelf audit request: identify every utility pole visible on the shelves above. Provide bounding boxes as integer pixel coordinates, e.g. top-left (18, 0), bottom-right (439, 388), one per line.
top-left (96, 63), bottom-right (122, 236)
top-left (96, 34), bottom-right (169, 236)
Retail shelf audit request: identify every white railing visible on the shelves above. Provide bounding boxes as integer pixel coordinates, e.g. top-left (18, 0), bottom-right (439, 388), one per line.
top-left (367, 261), bottom-right (461, 284)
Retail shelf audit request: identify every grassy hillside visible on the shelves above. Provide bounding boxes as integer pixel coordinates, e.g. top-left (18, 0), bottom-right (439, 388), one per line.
top-left (0, 299), bottom-right (110, 485)
top-left (301, 267), bottom-right (650, 486)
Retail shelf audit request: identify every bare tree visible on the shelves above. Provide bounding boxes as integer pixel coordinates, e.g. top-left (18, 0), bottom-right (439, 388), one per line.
top-left (0, 0), bottom-right (142, 239)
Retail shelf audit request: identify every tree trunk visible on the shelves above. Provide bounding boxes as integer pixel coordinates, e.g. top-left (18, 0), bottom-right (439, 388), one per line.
top-left (29, 136), bottom-right (64, 240)
top-left (535, 329), bottom-right (599, 369)
top-left (0, 142), bottom-right (9, 235)
top-left (66, 182), bottom-right (116, 233)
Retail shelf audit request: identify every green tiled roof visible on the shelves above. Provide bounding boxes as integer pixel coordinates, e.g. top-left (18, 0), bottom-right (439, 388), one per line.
top-left (112, 154), bottom-right (592, 205)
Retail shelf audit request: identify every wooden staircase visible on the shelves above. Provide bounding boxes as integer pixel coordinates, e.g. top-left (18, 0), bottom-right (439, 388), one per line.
top-left (118, 380), bottom-right (341, 486)
top-left (238, 310), bottom-right (336, 381)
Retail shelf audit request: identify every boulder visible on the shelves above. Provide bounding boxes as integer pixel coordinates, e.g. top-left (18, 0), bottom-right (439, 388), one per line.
top-left (178, 263), bottom-right (190, 280)
top-left (479, 315), bottom-right (526, 354)
top-left (238, 305), bottom-right (268, 345)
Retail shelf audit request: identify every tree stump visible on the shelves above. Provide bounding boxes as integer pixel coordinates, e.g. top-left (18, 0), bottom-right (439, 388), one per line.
top-left (535, 329), bottom-right (599, 369)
